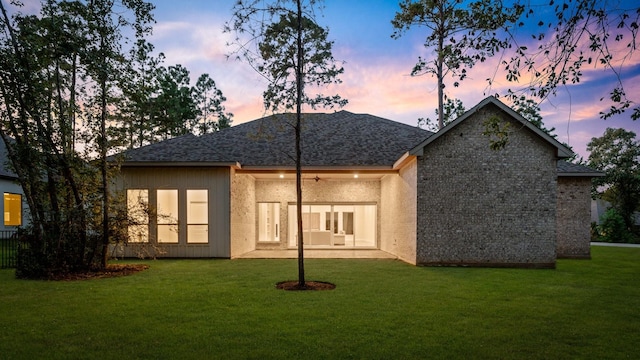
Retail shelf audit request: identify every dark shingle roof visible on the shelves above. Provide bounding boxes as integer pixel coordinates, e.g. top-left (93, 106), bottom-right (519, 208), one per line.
top-left (557, 160), bottom-right (603, 176)
top-left (122, 111), bottom-right (434, 168)
top-left (116, 134), bottom-right (229, 163)
top-left (118, 109), bottom-right (602, 177)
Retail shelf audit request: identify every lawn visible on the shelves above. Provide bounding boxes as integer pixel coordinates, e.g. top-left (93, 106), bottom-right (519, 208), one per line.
top-left (0, 246), bottom-right (638, 359)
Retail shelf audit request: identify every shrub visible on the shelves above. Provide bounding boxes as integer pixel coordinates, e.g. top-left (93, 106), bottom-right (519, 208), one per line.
top-left (596, 208), bottom-right (636, 243)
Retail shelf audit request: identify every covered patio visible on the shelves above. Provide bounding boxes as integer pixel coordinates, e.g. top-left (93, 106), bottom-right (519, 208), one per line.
top-left (234, 249), bottom-right (397, 259)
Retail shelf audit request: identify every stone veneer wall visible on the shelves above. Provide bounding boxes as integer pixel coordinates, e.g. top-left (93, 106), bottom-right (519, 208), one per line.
top-left (556, 177), bottom-right (592, 259)
top-left (416, 103), bottom-right (558, 267)
top-left (255, 179), bottom-right (381, 249)
top-left (230, 170), bottom-right (256, 257)
top-left (380, 158), bottom-right (417, 264)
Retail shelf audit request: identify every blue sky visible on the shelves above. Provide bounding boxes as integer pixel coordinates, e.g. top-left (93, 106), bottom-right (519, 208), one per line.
top-left (12, 0), bottom-right (640, 160)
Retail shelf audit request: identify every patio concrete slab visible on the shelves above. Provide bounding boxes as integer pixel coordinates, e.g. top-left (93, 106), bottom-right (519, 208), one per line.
top-left (235, 249), bottom-right (397, 259)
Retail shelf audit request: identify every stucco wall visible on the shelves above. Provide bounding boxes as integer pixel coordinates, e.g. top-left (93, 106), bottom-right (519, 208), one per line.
top-left (556, 177), bottom-right (592, 258)
top-left (255, 178), bottom-right (381, 249)
top-left (416, 104), bottom-right (558, 267)
top-left (230, 170), bottom-right (256, 257)
top-left (380, 158), bottom-right (417, 264)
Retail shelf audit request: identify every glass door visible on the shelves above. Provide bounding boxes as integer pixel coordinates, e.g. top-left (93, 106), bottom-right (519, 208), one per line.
top-left (288, 204), bottom-right (376, 248)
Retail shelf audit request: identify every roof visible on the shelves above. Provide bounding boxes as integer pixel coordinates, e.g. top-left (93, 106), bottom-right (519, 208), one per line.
top-left (557, 160), bottom-right (603, 177)
top-left (119, 101), bottom-right (600, 176)
top-left (409, 96), bottom-right (574, 159)
top-left (121, 111), bottom-right (433, 168)
top-left (113, 133), bottom-right (237, 165)
top-left (0, 137), bottom-right (18, 179)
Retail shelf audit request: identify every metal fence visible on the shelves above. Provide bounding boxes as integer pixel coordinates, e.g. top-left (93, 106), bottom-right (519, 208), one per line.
top-left (0, 230), bottom-right (18, 269)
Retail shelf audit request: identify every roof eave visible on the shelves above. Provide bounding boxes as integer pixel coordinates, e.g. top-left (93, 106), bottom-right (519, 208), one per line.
top-left (558, 172), bottom-right (604, 177)
top-left (121, 161), bottom-right (242, 169)
top-left (393, 152), bottom-right (417, 170)
top-left (236, 165), bottom-right (395, 173)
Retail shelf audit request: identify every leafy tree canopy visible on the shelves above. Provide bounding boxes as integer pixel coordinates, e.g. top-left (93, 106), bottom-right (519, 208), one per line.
top-left (392, 0), bottom-right (523, 129)
top-left (500, 1), bottom-right (640, 121)
top-left (588, 127), bottom-right (640, 230)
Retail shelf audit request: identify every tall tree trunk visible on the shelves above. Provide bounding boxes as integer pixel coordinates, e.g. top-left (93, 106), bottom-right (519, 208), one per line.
top-left (100, 35), bottom-right (110, 269)
top-left (437, 2), bottom-right (445, 131)
top-left (295, 0), bottom-right (305, 288)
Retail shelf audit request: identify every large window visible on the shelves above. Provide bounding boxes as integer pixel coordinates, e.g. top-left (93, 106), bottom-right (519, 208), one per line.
top-left (127, 188), bottom-right (210, 245)
top-left (258, 202), bottom-right (280, 242)
top-left (288, 204), bottom-right (376, 248)
top-left (127, 189), bottom-right (148, 243)
top-left (157, 190), bottom-right (179, 243)
top-left (3, 193), bottom-right (22, 227)
top-left (187, 190), bottom-right (208, 243)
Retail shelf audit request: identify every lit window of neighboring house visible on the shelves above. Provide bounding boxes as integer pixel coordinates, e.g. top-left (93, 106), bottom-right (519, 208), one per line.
top-left (3, 193), bottom-right (22, 226)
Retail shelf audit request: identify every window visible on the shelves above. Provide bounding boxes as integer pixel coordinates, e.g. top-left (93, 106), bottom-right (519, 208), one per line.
top-left (127, 189), bottom-right (148, 243)
top-left (157, 190), bottom-right (179, 243)
top-left (258, 202), bottom-right (280, 242)
top-left (187, 190), bottom-right (208, 243)
top-left (288, 204), bottom-right (376, 248)
top-left (3, 193), bottom-right (21, 226)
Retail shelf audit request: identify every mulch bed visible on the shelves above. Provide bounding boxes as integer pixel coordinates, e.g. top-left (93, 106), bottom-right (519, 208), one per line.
top-left (47, 264), bottom-right (149, 281)
top-left (276, 280), bottom-right (336, 291)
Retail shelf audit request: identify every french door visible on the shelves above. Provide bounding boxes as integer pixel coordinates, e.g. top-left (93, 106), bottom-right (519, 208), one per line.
top-left (288, 204), bottom-right (376, 248)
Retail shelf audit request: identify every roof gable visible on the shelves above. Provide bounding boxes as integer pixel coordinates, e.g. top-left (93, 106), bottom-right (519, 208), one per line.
top-left (409, 96), bottom-right (574, 158)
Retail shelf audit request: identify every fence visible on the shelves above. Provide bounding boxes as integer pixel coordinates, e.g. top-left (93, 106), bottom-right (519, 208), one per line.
top-left (0, 230), bottom-right (18, 269)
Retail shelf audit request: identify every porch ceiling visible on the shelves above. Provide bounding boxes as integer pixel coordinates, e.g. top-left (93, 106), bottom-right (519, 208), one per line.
top-left (239, 169), bottom-right (395, 180)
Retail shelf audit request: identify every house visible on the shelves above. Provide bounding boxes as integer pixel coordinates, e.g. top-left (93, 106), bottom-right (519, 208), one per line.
top-left (115, 96), bottom-right (598, 267)
top-left (0, 137), bottom-right (26, 232)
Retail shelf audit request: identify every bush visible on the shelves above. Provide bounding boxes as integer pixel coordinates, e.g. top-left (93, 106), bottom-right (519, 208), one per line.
top-left (596, 209), bottom-right (636, 243)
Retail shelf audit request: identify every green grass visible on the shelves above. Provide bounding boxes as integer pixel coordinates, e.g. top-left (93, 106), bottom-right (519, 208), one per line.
top-left (1, 246), bottom-right (638, 359)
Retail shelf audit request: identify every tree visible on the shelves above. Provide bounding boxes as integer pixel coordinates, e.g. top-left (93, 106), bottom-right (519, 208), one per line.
top-left (587, 128), bottom-right (640, 233)
top-left (391, 0), bottom-right (523, 130)
top-left (501, 1), bottom-right (640, 121)
top-left (150, 65), bottom-right (232, 140)
top-left (192, 73), bottom-right (233, 134)
top-left (0, 0), bottom-right (154, 277)
top-left (117, 39), bottom-right (164, 149)
top-left (418, 96), bottom-right (465, 131)
top-left (152, 64), bottom-right (198, 139)
top-left (227, 0), bottom-right (346, 288)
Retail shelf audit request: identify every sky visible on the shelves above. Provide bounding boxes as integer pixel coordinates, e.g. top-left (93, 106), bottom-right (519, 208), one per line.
top-left (11, 0), bottom-right (640, 160)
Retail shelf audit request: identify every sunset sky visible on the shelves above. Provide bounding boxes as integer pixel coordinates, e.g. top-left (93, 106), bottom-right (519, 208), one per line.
top-left (13, 0), bottom-right (640, 160)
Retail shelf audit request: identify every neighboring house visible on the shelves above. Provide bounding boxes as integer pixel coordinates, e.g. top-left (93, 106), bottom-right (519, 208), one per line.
top-left (115, 96), bottom-right (599, 267)
top-left (591, 199), bottom-right (640, 226)
top-left (0, 137), bottom-right (26, 232)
